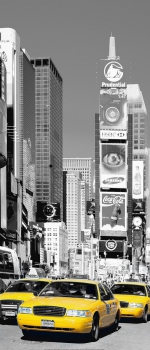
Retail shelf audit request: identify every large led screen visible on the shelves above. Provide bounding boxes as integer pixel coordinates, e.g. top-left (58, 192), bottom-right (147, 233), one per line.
top-left (100, 143), bottom-right (127, 189)
top-left (132, 161), bottom-right (143, 199)
top-left (100, 93), bottom-right (127, 131)
top-left (100, 192), bottom-right (127, 231)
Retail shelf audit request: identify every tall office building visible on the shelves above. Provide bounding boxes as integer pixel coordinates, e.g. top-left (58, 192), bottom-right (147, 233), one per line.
top-left (63, 158), bottom-right (95, 201)
top-left (66, 171), bottom-right (82, 248)
top-left (31, 58), bottom-right (63, 220)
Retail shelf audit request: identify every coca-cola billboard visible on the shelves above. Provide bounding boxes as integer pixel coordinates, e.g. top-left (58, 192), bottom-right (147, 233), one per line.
top-left (100, 143), bottom-right (127, 189)
top-left (100, 192), bottom-right (127, 231)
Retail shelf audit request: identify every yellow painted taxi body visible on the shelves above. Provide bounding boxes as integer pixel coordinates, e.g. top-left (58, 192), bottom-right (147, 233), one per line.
top-left (111, 281), bottom-right (150, 321)
top-left (0, 278), bottom-right (52, 320)
top-left (17, 279), bottom-right (121, 337)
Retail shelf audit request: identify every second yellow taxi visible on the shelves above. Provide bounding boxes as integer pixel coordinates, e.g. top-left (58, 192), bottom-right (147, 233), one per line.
top-left (111, 281), bottom-right (150, 322)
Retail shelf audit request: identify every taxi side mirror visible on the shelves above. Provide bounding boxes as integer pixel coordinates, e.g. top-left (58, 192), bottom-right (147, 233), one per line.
top-left (101, 294), bottom-right (110, 301)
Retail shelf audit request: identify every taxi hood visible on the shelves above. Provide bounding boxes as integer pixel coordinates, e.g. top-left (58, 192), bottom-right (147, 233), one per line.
top-left (20, 296), bottom-right (97, 309)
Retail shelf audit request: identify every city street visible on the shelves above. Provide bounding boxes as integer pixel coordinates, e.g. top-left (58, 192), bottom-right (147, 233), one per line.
top-left (1, 319), bottom-right (150, 350)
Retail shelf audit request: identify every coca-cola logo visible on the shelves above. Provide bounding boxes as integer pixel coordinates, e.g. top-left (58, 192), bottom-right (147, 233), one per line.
top-left (105, 240), bottom-right (117, 251)
top-left (103, 195), bottom-right (125, 206)
top-left (103, 177), bottom-right (124, 184)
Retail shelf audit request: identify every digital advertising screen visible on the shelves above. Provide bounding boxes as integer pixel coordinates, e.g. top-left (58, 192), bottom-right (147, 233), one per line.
top-left (36, 201), bottom-right (60, 222)
top-left (100, 142), bottom-right (127, 189)
top-left (100, 93), bottom-right (127, 131)
top-left (100, 192), bottom-right (127, 231)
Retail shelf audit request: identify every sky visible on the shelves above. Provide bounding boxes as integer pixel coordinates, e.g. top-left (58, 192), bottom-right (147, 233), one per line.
top-left (0, 0), bottom-right (150, 159)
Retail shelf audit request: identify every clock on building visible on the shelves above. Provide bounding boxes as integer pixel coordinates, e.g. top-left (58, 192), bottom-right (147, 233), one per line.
top-left (133, 216), bottom-right (142, 227)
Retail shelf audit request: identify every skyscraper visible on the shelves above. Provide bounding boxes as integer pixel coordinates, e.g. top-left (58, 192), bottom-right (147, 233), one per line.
top-left (63, 158), bottom-right (95, 201)
top-left (31, 58), bottom-right (63, 220)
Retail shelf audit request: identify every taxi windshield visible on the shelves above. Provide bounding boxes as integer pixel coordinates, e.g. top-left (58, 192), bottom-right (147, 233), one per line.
top-left (111, 284), bottom-right (146, 296)
top-left (6, 280), bottom-right (48, 293)
top-left (39, 281), bottom-right (98, 299)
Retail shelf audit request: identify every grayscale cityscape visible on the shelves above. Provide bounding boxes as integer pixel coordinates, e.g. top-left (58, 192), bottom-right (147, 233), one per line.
top-left (0, 1), bottom-right (150, 348)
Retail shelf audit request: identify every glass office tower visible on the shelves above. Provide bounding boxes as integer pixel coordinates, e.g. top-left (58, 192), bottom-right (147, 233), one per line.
top-left (31, 58), bottom-right (63, 220)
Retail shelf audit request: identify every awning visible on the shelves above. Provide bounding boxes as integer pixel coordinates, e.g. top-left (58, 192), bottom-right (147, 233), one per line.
top-left (0, 228), bottom-right (18, 242)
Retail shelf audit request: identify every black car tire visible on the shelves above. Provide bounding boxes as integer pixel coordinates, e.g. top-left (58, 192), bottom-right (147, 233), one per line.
top-left (142, 307), bottom-right (148, 323)
top-left (113, 312), bottom-right (119, 331)
top-left (90, 314), bottom-right (99, 341)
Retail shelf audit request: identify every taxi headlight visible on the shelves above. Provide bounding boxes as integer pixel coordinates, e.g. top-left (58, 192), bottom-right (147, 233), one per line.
top-left (66, 310), bottom-right (92, 317)
top-left (128, 303), bottom-right (144, 308)
top-left (18, 307), bottom-right (33, 314)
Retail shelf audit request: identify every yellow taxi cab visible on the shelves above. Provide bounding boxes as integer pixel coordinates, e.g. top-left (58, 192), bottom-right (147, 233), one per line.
top-left (17, 279), bottom-right (121, 341)
top-left (0, 278), bottom-right (52, 322)
top-left (111, 281), bottom-right (150, 322)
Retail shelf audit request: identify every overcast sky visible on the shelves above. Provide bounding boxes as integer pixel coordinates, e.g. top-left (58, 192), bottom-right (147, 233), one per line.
top-left (0, 0), bottom-right (150, 158)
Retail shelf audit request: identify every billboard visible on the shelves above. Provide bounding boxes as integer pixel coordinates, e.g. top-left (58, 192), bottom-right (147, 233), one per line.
top-left (36, 201), bottom-right (60, 222)
top-left (132, 161), bottom-right (143, 199)
top-left (132, 199), bottom-right (145, 214)
top-left (100, 143), bottom-right (127, 189)
top-left (101, 60), bottom-right (126, 86)
top-left (100, 93), bottom-right (127, 132)
top-left (100, 192), bottom-right (127, 231)
top-left (99, 240), bottom-right (124, 253)
top-left (0, 42), bottom-right (14, 106)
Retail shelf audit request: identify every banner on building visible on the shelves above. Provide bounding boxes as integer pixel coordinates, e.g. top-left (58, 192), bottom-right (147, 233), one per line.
top-left (132, 230), bottom-right (142, 248)
top-left (100, 142), bottom-right (127, 189)
top-left (132, 161), bottom-right (144, 199)
top-left (36, 201), bottom-right (60, 222)
top-left (100, 192), bottom-right (127, 231)
top-left (7, 198), bottom-right (17, 231)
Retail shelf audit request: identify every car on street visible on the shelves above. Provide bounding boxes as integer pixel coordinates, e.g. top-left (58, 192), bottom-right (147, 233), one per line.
top-left (17, 278), bottom-right (121, 341)
top-left (0, 277), bottom-right (52, 322)
top-left (111, 281), bottom-right (150, 322)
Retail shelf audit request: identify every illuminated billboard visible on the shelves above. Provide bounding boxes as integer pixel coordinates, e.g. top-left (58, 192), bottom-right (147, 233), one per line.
top-left (100, 143), bottom-right (127, 189)
top-left (36, 201), bottom-right (60, 222)
top-left (132, 161), bottom-right (143, 199)
top-left (100, 93), bottom-right (127, 132)
top-left (100, 192), bottom-right (127, 231)
top-left (132, 230), bottom-right (142, 248)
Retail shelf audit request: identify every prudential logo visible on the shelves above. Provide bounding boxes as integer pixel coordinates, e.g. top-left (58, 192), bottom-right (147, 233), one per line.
top-left (104, 61), bottom-right (123, 82)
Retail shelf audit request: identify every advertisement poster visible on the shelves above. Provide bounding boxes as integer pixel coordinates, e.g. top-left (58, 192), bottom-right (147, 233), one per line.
top-left (132, 161), bottom-right (143, 199)
top-left (100, 192), bottom-right (127, 231)
top-left (36, 201), bottom-right (60, 222)
top-left (0, 42), bottom-right (14, 106)
top-left (100, 143), bottom-right (127, 189)
top-left (99, 93), bottom-right (127, 131)
top-left (132, 230), bottom-right (142, 248)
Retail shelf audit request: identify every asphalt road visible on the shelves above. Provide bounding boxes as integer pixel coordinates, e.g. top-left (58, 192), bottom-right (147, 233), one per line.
top-left (1, 319), bottom-right (150, 350)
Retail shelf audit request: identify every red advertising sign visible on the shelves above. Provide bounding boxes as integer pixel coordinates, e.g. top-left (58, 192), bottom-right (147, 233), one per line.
top-left (100, 143), bottom-right (127, 189)
top-left (100, 93), bottom-right (127, 131)
top-left (100, 192), bottom-right (127, 231)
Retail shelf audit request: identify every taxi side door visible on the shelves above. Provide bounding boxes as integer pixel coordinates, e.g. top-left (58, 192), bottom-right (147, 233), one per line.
top-left (98, 284), bottom-right (112, 328)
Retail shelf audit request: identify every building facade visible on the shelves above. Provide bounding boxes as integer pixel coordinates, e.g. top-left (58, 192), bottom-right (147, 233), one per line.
top-left (43, 221), bottom-right (68, 276)
top-left (30, 58), bottom-right (63, 220)
top-left (63, 158), bottom-right (95, 201)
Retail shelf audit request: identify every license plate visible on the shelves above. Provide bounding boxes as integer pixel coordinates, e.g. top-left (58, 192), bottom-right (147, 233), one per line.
top-left (41, 319), bottom-right (55, 328)
top-left (5, 311), bottom-right (16, 316)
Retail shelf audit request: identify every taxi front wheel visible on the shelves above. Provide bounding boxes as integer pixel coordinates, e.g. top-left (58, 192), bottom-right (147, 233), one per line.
top-left (90, 314), bottom-right (99, 342)
top-left (141, 307), bottom-right (148, 323)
